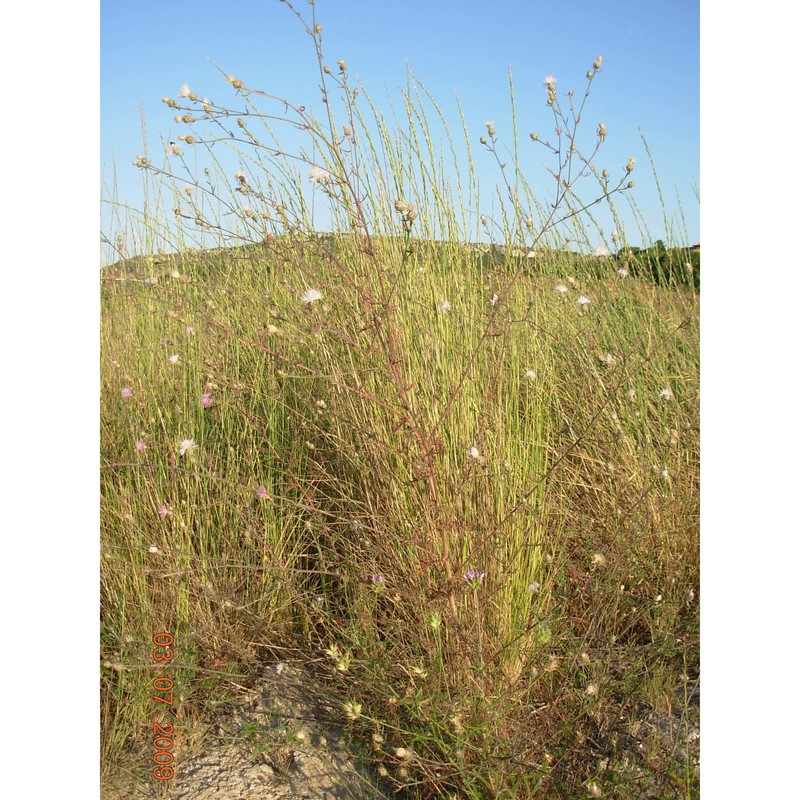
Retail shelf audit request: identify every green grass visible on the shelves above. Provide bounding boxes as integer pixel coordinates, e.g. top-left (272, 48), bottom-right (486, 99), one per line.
top-left (101, 5), bottom-right (698, 797)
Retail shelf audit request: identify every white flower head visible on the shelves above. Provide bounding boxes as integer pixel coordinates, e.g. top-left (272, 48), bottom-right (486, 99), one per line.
top-left (577, 295), bottom-right (591, 307)
top-left (554, 284), bottom-right (568, 294)
top-left (659, 387), bottom-right (674, 400)
top-left (169, 354), bottom-right (180, 364)
top-left (179, 84), bottom-right (191, 98)
top-left (309, 165), bottom-right (331, 184)
top-left (543, 75), bottom-right (557, 87)
top-left (469, 445), bottom-right (480, 459)
top-left (593, 244), bottom-right (610, 257)
top-left (602, 353), bottom-right (616, 366)
top-left (616, 267), bottom-right (629, 278)
top-left (525, 369), bottom-right (537, 380)
top-left (301, 287), bottom-right (323, 305)
top-left (438, 299), bottom-right (452, 312)
top-left (179, 438), bottom-right (197, 456)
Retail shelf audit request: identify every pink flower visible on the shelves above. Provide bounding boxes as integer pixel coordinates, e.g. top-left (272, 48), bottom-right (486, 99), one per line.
top-left (158, 504), bottom-right (169, 519)
top-left (255, 486), bottom-right (268, 500)
top-left (201, 392), bottom-right (212, 409)
top-left (185, 325), bottom-right (195, 335)
top-left (136, 440), bottom-right (146, 453)
top-left (121, 387), bottom-right (133, 400)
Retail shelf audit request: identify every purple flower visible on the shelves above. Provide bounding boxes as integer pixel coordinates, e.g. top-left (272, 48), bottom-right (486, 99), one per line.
top-left (136, 440), bottom-right (147, 453)
top-left (464, 569), bottom-right (485, 585)
top-left (255, 486), bottom-right (268, 500)
top-left (157, 504), bottom-right (169, 519)
top-left (201, 392), bottom-right (212, 409)
top-left (370, 573), bottom-right (386, 586)
top-left (121, 387), bottom-right (133, 400)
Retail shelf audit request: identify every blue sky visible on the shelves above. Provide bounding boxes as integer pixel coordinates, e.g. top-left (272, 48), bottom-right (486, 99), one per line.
top-left (101, 0), bottom-right (699, 254)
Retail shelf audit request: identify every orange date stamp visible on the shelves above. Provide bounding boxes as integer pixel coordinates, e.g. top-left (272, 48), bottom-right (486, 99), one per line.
top-left (151, 632), bottom-right (175, 781)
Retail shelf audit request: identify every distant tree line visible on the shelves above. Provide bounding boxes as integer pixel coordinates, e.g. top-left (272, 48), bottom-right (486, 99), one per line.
top-left (616, 240), bottom-right (700, 291)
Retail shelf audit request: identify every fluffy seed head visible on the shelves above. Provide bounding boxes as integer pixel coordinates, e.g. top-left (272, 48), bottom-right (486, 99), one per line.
top-left (301, 288), bottom-right (323, 304)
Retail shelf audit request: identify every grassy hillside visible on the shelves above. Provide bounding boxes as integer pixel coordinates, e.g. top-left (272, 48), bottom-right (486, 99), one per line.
top-left (101, 8), bottom-right (698, 796)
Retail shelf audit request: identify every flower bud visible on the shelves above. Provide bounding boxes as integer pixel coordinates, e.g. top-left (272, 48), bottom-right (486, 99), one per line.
top-left (626, 157), bottom-right (636, 173)
top-left (594, 55), bottom-right (603, 70)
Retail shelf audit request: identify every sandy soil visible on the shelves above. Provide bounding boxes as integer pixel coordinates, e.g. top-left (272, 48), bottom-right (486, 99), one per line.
top-left (103, 662), bottom-right (391, 800)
